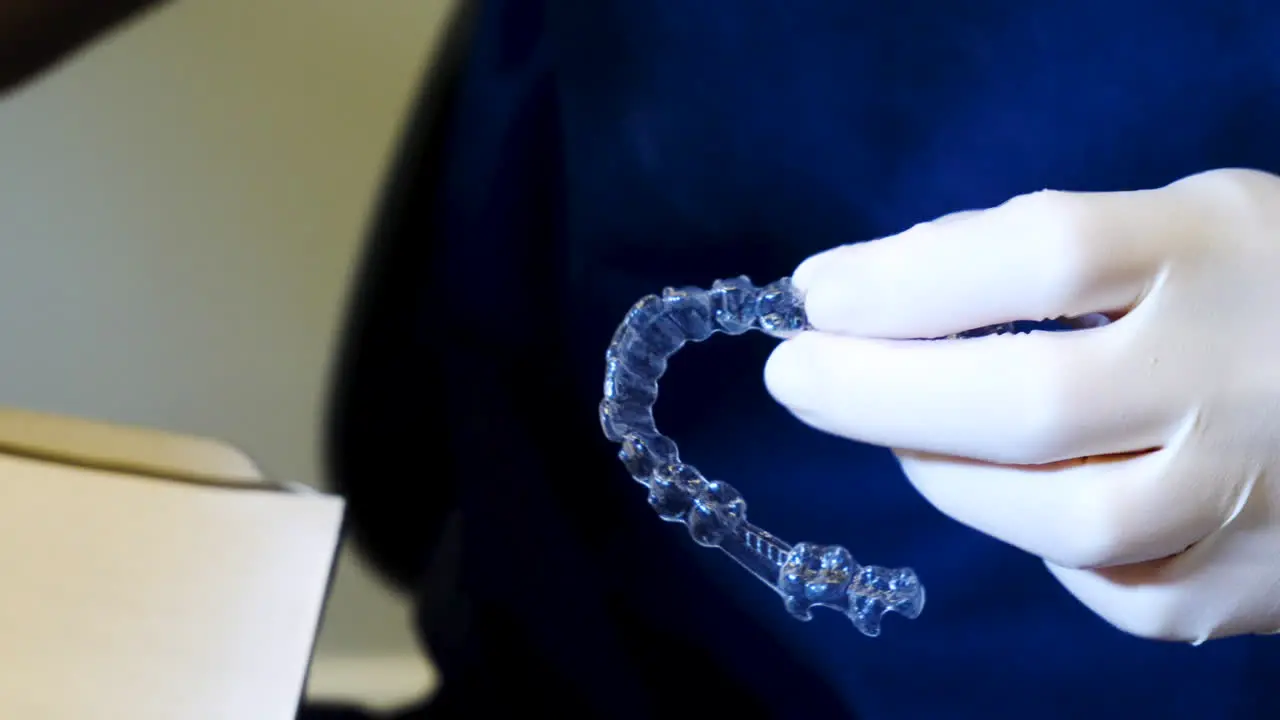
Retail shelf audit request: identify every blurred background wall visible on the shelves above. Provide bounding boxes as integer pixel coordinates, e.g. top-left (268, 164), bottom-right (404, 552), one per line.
top-left (0, 0), bottom-right (457, 710)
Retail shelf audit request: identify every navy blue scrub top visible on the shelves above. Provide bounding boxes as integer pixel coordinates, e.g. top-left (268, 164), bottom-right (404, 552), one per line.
top-left (327, 1), bottom-right (1280, 717)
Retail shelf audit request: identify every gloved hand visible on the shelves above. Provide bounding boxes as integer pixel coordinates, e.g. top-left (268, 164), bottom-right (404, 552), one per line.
top-left (764, 167), bottom-right (1280, 644)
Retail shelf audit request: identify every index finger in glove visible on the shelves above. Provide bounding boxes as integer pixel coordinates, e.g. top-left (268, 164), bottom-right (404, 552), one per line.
top-left (794, 188), bottom-right (1176, 339)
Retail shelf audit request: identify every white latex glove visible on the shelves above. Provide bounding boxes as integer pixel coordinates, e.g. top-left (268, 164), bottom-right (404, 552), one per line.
top-left (764, 168), bottom-right (1280, 644)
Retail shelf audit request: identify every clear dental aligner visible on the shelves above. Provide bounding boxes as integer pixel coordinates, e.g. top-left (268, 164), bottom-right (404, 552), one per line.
top-left (600, 276), bottom-right (1112, 636)
top-left (600, 276), bottom-right (934, 637)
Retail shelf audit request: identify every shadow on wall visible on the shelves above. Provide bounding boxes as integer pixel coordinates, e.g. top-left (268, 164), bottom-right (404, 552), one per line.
top-left (0, 0), bottom-right (459, 710)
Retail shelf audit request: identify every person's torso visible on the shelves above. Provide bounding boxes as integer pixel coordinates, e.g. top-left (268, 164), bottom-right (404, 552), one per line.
top-left (423, 1), bottom-right (1280, 716)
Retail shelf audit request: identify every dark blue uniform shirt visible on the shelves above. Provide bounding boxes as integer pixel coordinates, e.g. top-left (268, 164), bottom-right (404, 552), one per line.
top-left (328, 1), bottom-right (1280, 717)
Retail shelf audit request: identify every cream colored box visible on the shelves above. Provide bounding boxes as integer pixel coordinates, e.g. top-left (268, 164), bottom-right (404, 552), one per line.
top-left (0, 408), bottom-right (345, 719)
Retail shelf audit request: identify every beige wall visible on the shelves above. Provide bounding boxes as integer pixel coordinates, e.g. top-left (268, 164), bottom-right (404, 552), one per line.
top-left (0, 0), bottom-right (457, 709)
